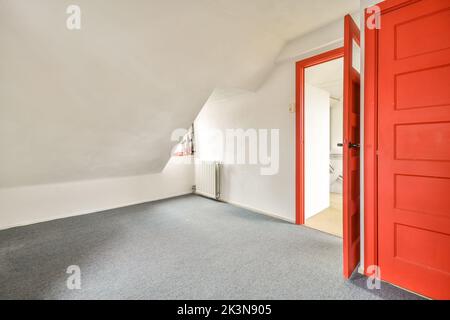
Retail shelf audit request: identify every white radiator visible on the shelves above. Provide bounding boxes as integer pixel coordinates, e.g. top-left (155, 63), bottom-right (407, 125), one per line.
top-left (195, 161), bottom-right (221, 200)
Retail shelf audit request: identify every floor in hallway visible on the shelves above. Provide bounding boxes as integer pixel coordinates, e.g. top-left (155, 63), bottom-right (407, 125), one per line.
top-left (305, 193), bottom-right (343, 237)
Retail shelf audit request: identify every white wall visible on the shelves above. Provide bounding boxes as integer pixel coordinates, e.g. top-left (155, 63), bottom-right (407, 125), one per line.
top-left (194, 63), bottom-right (296, 223)
top-left (304, 84), bottom-right (330, 219)
top-left (0, 157), bottom-right (194, 230)
top-left (194, 15), bottom-right (352, 223)
top-left (330, 99), bottom-right (344, 155)
top-left (330, 99), bottom-right (343, 194)
top-left (0, 7), bottom-right (360, 231)
top-left (0, 1), bottom-right (358, 189)
top-left (277, 13), bottom-right (360, 65)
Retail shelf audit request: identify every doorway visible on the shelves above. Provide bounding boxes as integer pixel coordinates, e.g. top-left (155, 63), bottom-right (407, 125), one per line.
top-left (303, 57), bottom-right (344, 238)
top-left (296, 15), bottom-right (361, 279)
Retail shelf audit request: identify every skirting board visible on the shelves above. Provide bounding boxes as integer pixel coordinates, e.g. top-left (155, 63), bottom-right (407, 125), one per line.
top-left (358, 265), bottom-right (365, 275)
top-left (195, 190), bottom-right (218, 200)
top-left (0, 192), bottom-right (192, 231)
top-left (223, 199), bottom-right (295, 224)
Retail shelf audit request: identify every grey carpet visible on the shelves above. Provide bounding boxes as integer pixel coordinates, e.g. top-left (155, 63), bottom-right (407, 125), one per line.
top-left (0, 194), bottom-right (422, 300)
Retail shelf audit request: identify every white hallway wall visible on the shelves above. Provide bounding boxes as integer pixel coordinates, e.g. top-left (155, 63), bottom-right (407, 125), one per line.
top-left (304, 84), bottom-right (330, 219)
top-left (0, 157), bottom-right (194, 230)
top-left (330, 99), bottom-right (344, 156)
top-left (330, 99), bottom-right (344, 194)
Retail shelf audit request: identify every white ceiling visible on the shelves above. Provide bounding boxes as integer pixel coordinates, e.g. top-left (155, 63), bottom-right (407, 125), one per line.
top-left (305, 57), bottom-right (344, 100)
top-left (0, 0), bottom-right (359, 187)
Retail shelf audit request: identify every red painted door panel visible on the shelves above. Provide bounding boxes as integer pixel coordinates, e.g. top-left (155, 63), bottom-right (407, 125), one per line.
top-left (377, 0), bottom-right (450, 299)
top-left (343, 15), bottom-right (361, 278)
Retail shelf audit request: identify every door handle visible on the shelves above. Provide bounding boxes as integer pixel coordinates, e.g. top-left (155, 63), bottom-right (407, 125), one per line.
top-left (338, 142), bottom-right (359, 148)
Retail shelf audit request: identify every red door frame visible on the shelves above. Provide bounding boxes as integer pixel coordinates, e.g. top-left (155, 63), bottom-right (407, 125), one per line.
top-left (363, 0), bottom-right (419, 275)
top-left (295, 47), bottom-right (344, 225)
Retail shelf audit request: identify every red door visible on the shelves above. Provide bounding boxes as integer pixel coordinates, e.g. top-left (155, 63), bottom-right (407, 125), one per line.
top-left (377, 0), bottom-right (450, 299)
top-left (343, 15), bottom-right (361, 278)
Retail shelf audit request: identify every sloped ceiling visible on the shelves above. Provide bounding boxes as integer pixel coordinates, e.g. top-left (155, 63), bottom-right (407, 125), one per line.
top-left (0, 0), bottom-right (359, 187)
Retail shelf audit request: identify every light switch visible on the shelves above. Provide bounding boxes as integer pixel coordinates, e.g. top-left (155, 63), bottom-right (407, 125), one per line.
top-left (289, 103), bottom-right (296, 113)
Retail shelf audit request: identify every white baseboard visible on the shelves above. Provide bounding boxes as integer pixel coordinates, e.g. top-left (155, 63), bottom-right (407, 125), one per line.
top-left (0, 192), bottom-right (192, 231)
top-left (1, 193), bottom-right (293, 231)
top-left (358, 265), bottom-right (365, 275)
top-left (222, 199), bottom-right (295, 224)
top-left (195, 191), bottom-right (217, 199)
